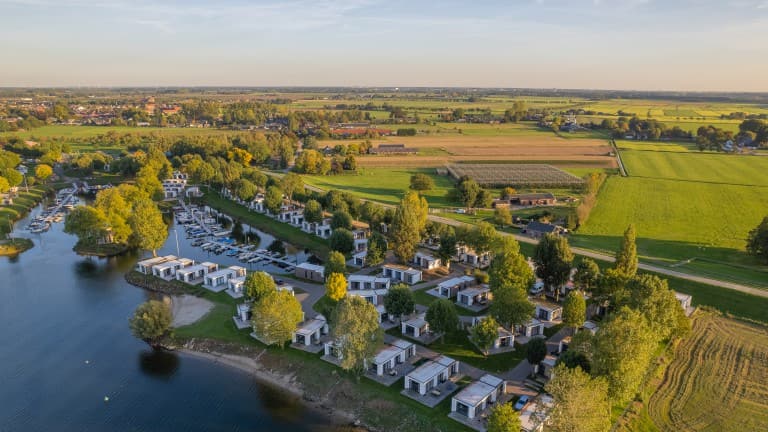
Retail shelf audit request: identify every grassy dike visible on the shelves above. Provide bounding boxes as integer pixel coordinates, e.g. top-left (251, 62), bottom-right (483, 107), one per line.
top-left (200, 190), bottom-right (331, 259)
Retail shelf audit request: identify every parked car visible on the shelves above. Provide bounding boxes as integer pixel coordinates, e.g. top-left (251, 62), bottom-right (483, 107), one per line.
top-left (529, 282), bottom-right (545, 295)
top-left (514, 395), bottom-right (530, 411)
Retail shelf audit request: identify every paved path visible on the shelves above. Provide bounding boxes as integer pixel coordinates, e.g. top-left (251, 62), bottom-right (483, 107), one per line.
top-left (295, 179), bottom-right (768, 299)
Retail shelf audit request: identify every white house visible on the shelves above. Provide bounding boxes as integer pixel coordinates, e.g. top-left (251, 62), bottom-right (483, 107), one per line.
top-left (404, 356), bottom-right (460, 395)
top-left (348, 289), bottom-right (389, 307)
top-left (382, 264), bottom-right (422, 285)
top-left (227, 275), bottom-right (247, 298)
top-left (352, 229), bottom-right (368, 253)
top-left (470, 317), bottom-right (515, 351)
top-left (534, 301), bottom-right (563, 322)
top-left (675, 291), bottom-right (692, 310)
top-left (290, 210), bottom-right (304, 227)
top-left (402, 313), bottom-right (429, 338)
top-left (235, 302), bottom-right (252, 323)
top-left (203, 266), bottom-right (247, 292)
top-left (135, 255), bottom-right (177, 275)
top-left (352, 251), bottom-right (367, 267)
top-left (455, 245), bottom-right (490, 268)
top-left (582, 320), bottom-right (599, 335)
top-left (292, 315), bottom-right (329, 346)
top-left (185, 186), bottom-right (202, 198)
top-left (518, 318), bottom-right (545, 338)
top-left (250, 195), bottom-right (265, 213)
top-left (152, 258), bottom-right (193, 281)
top-left (456, 285), bottom-right (491, 308)
top-left (348, 275), bottom-right (391, 291)
top-left (436, 275), bottom-right (475, 299)
top-left (367, 339), bottom-right (416, 376)
top-left (175, 262), bottom-right (218, 284)
top-left (302, 219), bottom-right (332, 239)
top-left (295, 262), bottom-right (325, 282)
top-left (450, 374), bottom-right (506, 420)
top-left (413, 251), bottom-right (441, 270)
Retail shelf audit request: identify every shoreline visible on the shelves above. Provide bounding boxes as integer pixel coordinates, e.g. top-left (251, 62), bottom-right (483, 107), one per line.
top-left (174, 345), bottom-right (365, 430)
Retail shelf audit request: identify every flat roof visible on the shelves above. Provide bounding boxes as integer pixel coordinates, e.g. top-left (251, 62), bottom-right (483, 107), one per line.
top-left (296, 262), bottom-right (324, 272)
top-left (348, 275), bottom-right (390, 284)
top-left (458, 286), bottom-right (490, 297)
top-left (479, 374), bottom-right (504, 387)
top-left (533, 300), bottom-right (563, 312)
top-left (408, 357), bottom-right (455, 383)
top-left (154, 260), bottom-right (181, 270)
top-left (453, 380), bottom-right (496, 407)
top-left (674, 291), bottom-right (692, 301)
top-left (438, 276), bottom-right (475, 288)
top-left (383, 264), bottom-right (421, 274)
top-left (373, 344), bottom-right (405, 364)
top-left (583, 320), bottom-right (599, 330)
top-left (520, 395), bottom-right (552, 432)
top-left (207, 268), bottom-right (237, 278)
top-left (526, 318), bottom-right (543, 327)
top-left (296, 318), bottom-right (326, 335)
top-left (137, 255), bottom-right (176, 266)
top-left (391, 339), bottom-right (413, 350)
top-left (403, 314), bottom-right (427, 328)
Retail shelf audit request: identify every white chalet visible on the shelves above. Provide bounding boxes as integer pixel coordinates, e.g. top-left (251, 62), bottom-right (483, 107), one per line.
top-left (404, 356), bottom-right (460, 395)
top-left (203, 266), bottom-right (247, 292)
top-left (436, 275), bottom-right (475, 299)
top-left (382, 264), bottom-right (422, 285)
top-left (292, 315), bottom-right (329, 347)
top-left (367, 339), bottom-right (416, 376)
top-left (451, 374), bottom-right (506, 420)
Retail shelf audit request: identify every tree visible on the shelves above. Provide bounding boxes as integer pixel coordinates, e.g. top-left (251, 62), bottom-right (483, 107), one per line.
top-left (471, 316), bottom-right (500, 356)
top-left (426, 298), bottom-right (459, 343)
top-left (34, 164), bottom-right (53, 182)
top-left (435, 233), bottom-right (456, 270)
top-left (329, 228), bottom-right (355, 254)
top-left (252, 290), bottom-right (304, 348)
top-left (325, 251), bottom-right (347, 276)
top-left (64, 206), bottom-right (109, 246)
top-left (615, 224), bottom-right (638, 277)
top-left (129, 299), bottom-right (172, 347)
top-left (3, 169), bottom-right (22, 187)
top-left (545, 364), bottom-right (611, 432)
top-left (0, 176), bottom-right (9, 193)
top-left (501, 186), bottom-right (516, 199)
top-left (129, 200), bottom-right (167, 256)
top-left (490, 285), bottom-right (534, 328)
top-left (244, 271), bottom-right (276, 302)
top-left (493, 207), bottom-right (512, 227)
top-left (383, 284), bottom-right (415, 323)
top-left (303, 199), bottom-right (324, 224)
top-left (391, 191), bottom-right (428, 263)
top-left (267, 239), bottom-right (285, 255)
top-left (526, 337), bottom-right (548, 376)
top-left (365, 231), bottom-right (387, 266)
top-left (94, 187), bottom-right (133, 244)
top-left (264, 186), bottom-right (283, 214)
top-left (747, 216), bottom-right (768, 264)
top-left (488, 236), bottom-right (533, 293)
top-left (325, 272), bottom-right (347, 302)
top-left (557, 350), bottom-right (592, 373)
top-left (486, 403), bottom-right (521, 432)
top-left (234, 179), bottom-right (257, 202)
top-left (280, 172), bottom-right (304, 202)
top-left (331, 296), bottom-right (384, 376)
top-left (533, 234), bottom-right (574, 301)
top-left (466, 222), bottom-right (499, 255)
top-left (574, 258), bottom-right (601, 292)
top-left (562, 291), bottom-right (586, 333)
top-left (409, 173), bottom-right (434, 191)
top-left (620, 274), bottom-right (691, 340)
top-left (456, 177), bottom-right (480, 210)
top-left (331, 210), bottom-right (353, 230)
top-left (592, 307), bottom-right (656, 400)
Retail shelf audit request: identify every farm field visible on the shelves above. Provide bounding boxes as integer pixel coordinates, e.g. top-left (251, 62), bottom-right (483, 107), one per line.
top-left (447, 163), bottom-right (584, 188)
top-left (574, 147), bottom-right (768, 288)
top-left (646, 312), bottom-right (768, 432)
top-left (0, 125), bottom-right (240, 140)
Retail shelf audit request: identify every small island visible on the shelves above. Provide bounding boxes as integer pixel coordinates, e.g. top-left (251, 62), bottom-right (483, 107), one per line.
top-left (0, 238), bottom-right (33, 256)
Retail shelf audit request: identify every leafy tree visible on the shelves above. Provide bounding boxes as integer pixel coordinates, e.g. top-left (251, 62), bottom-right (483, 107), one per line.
top-left (562, 291), bottom-right (586, 333)
top-left (324, 251), bottom-right (347, 276)
top-left (493, 207), bottom-right (512, 227)
top-left (303, 199), bottom-right (324, 224)
top-left (466, 222), bottom-right (499, 255)
top-left (365, 231), bottom-right (387, 266)
top-left (234, 179), bottom-right (257, 202)
top-left (426, 298), bottom-right (459, 343)
top-left (620, 275), bottom-right (691, 340)
top-left (331, 296), bottom-right (384, 376)
top-left (325, 272), bottom-right (347, 302)
top-left (135, 166), bottom-right (164, 201)
top-left (383, 284), bottom-right (415, 323)
top-left (244, 271), bottom-right (276, 302)
top-left (391, 191), bottom-right (428, 263)
top-left (435, 233), bottom-right (456, 270)
top-left (251, 290), bottom-right (304, 348)
top-left (471, 316), bottom-right (500, 356)
top-left (456, 177), bottom-right (480, 210)
top-left (475, 188), bottom-right (494, 208)
top-left (409, 173), bottom-right (434, 191)
top-left (267, 239), bottom-right (285, 255)
top-left (557, 350), bottom-right (592, 373)
top-left (533, 234), bottom-right (574, 301)
top-left (490, 285), bottom-right (534, 328)
top-left (592, 307), bottom-right (656, 400)
top-left (34, 164), bottom-right (53, 182)
top-left (746, 216), bottom-right (768, 264)
top-left (264, 185), bottom-right (283, 214)
top-left (331, 210), bottom-right (353, 230)
top-left (280, 172), bottom-right (304, 202)
top-left (545, 364), bottom-right (611, 432)
top-left (64, 206), bottom-right (109, 246)
top-left (3, 169), bottom-right (22, 187)
top-left (93, 187), bottom-right (133, 244)
top-left (486, 403), bottom-right (521, 432)
top-left (329, 228), bottom-right (355, 254)
top-left (488, 236), bottom-right (533, 292)
top-left (574, 258), bottom-right (601, 292)
top-left (129, 299), bottom-right (172, 347)
top-left (0, 176), bottom-right (9, 193)
top-left (501, 186), bottom-right (516, 199)
top-left (615, 224), bottom-right (638, 277)
top-left (526, 337), bottom-right (548, 376)
top-left (129, 200), bottom-right (167, 256)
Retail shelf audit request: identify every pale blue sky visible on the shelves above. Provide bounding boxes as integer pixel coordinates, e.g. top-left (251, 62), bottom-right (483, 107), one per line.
top-left (0, 0), bottom-right (766, 90)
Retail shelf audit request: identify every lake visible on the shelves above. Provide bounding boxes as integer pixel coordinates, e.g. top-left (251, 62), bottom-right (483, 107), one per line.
top-left (0, 205), bottom-right (336, 432)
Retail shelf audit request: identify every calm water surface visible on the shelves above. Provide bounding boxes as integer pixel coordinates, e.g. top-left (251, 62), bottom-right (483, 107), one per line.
top-left (0, 205), bottom-right (335, 432)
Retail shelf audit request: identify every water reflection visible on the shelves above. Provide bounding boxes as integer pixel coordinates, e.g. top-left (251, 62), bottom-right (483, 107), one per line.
top-left (256, 383), bottom-right (307, 422)
top-left (74, 258), bottom-right (99, 276)
top-left (139, 349), bottom-right (180, 380)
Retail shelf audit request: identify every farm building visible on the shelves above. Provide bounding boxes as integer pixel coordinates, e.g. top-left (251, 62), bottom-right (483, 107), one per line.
top-left (523, 221), bottom-right (563, 238)
top-left (369, 144), bottom-right (417, 155)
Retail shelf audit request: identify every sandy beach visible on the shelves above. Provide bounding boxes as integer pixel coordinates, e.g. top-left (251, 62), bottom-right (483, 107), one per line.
top-left (171, 295), bottom-right (214, 327)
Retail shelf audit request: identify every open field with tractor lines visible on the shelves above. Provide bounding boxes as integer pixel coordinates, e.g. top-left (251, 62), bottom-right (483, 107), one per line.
top-left (447, 163), bottom-right (584, 188)
top-left (647, 312), bottom-right (768, 432)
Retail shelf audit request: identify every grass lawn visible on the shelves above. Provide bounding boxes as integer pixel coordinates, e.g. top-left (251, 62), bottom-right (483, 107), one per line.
top-left (411, 286), bottom-right (487, 317)
top-left (201, 190), bottom-right (331, 259)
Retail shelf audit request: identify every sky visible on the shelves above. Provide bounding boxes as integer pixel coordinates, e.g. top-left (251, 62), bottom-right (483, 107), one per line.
top-left (0, 0), bottom-right (766, 91)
